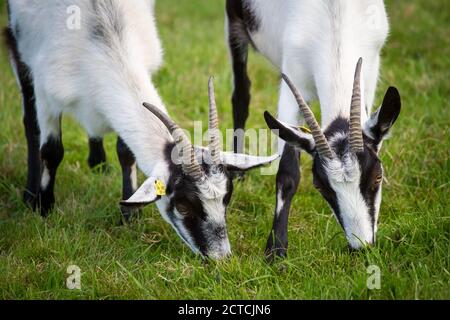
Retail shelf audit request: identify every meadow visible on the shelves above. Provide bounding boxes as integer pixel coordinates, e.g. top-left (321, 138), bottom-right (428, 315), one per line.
top-left (0, 0), bottom-right (448, 299)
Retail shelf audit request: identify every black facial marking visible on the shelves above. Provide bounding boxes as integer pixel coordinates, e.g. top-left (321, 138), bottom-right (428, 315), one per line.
top-left (315, 117), bottom-right (383, 234)
top-left (163, 143), bottom-right (233, 255)
top-left (357, 148), bottom-right (383, 230)
top-left (311, 117), bottom-right (350, 227)
top-left (183, 217), bottom-right (209, 255)
top-left (312, 156), bottom-right (343, 227)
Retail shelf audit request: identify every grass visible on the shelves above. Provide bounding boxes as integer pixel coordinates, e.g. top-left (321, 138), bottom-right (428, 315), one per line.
top-left (0, 0), bottom-right (448, 299)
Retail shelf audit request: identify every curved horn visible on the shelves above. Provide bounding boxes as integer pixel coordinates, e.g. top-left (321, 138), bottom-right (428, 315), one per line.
top-left (208, 77), bottom-right (221, 164)
top-left (281, 74), bottom-right (333, 159)
top-left (143, 103), bottom-right (204, 181)
top-left (349, 58), bottom-right (364, 153)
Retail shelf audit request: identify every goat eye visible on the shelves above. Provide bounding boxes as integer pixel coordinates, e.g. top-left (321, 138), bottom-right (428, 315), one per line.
top-left (176, 203), bottom-right (190, 216)
top-left (374, 175), bottom-right (383, 187)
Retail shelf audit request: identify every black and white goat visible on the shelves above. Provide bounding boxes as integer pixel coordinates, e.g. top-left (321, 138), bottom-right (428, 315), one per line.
top-left (226, 0), bottom-right (401, 255)
top-left (5, 0), bottom-right (278, 259)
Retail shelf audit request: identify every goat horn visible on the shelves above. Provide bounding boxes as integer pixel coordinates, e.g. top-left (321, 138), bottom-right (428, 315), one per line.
top-left (208, 77), bottom-right (221, 164)
top-left (349, 58), bottom-right (364, 153)
top-left (281, 74), bottom-right (333, 159)
top-left (143, 103), bottom-right (204, 181)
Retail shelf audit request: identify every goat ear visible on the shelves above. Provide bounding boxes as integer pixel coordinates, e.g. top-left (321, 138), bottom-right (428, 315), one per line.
top-left (120, 177), bottom-right (161, 208)
top-left (264, 111), bottom-right (316, 155)
top-left (364, 87), bottom-right (401, 149)
top-left (221, 152), bottom-right (279, 171)
top-left (193, 146), bottom-right (279, 171)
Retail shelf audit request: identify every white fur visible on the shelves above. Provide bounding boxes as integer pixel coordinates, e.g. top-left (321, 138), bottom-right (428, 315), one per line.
top-left (206, 236), bottom-right (232, 260)
top-left (123, 177), bottom-right (160, 205)
top-left (219, 152), bottom-right (279, 170)
top-left (325, 135), bottom-right (375, 247)
top-left (41, 167), bottom-right (51, 190)
top-left (325, 156), bottom-right (360, 185)
top-left (9, 0), bottom-right (168, 177)
top-left (275, 190), bottom-right (284, 218)
top-left (328, 132), bottom-right (348, 148)
top-left (198, 174), bottom-right (228, 223)
top-left (246, 0), bottom-right (389, 127)
top-left (7, 0), bottom-right (288, 258)
top-left (9, 0), bottom-right (212, 256)
top-left (243, 0), bottom-right (389, 248)
top-left (130, 164), bottom-right (138, 192)
top-left (326, 157), bottom-right (374, 248)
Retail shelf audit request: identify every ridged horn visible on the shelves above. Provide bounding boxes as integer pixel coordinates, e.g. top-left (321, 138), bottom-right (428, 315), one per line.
top-left (143, 103), bottom-right (204, 181)
top-left (281, 74), bottom-right (333, 159)
top-left (208, 77), bottom-right (221, 164)
top-left (349, 58), bottom-right (364, 153)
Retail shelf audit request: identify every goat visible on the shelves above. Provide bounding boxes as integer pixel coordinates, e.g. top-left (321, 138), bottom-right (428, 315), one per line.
top-left (5, 0), bottom-right (278, 259)
top-left (226, 0), bottom-right (401, 256)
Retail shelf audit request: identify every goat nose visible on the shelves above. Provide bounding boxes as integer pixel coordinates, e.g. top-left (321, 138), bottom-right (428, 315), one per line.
top-left (208, 249), bottom-right (231, 260)
top-left (207, 236), bottom-right (232, 260)
top-left (214, 226), bottom-right (227, 239)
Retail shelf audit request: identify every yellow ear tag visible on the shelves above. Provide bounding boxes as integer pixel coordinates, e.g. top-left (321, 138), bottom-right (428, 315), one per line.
top-left (155, 180), bottom-right (166, 196)
top-left (299, 126), bottom-right (312, 134)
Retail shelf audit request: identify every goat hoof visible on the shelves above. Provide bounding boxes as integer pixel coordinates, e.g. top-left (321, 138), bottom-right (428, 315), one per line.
top-left (37, 193), bottom-right (55, 217)
top-left (39, 206), bottom-right (52, 217)
top-left (265, 236), bottom-right (288, 261)
top-left (265, 247), bottom-right (288, 262)
top-left (23, 190), bottom-right (52, 216)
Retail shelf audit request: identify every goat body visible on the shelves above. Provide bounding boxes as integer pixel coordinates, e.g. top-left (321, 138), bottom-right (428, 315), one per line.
top-left (6, 0), bottom-right (278, 258)
top-left (9, 0), bottom-right (167, 175)
top-left (226, 0), bottom-right (401, 255)
top-left (229, 0), bottom-right (389, 131)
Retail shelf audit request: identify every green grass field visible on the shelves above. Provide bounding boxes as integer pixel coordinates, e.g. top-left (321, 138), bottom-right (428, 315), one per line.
top-left (0, 0), bottom-right (448, 299)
